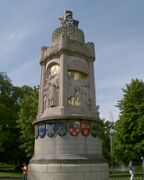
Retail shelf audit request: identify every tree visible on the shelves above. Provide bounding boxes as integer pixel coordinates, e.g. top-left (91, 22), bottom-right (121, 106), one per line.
top-left (102, 120), bottom-right (115, 166)
top-left (0, 72), bottom-right (25, 164)
top-left (0, 72), bottom-right (39, 164)
top-left (113, 79), bottom-right (144, 164)
top-left (0, 72), bottom-right (14, 130)
top-left (17, 86), bottom-right (39, 158)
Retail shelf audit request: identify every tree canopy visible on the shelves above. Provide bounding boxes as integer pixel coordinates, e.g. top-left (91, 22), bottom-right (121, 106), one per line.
top-left (102, 120), bottom-right (115, 166)
top-left (113, 79), bottom-right (144, 164)
top-left (0, 72), bottom-right (24, 163)
top-left (17, 86), bottom-right (38, 158)
top-left (0, 72), bottom-right (38, 164)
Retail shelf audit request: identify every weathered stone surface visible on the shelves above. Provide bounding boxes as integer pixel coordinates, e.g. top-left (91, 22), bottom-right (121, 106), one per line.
top-left (28, 10), bottom-right (109, 180)
top-left (28, 163), bottom-right (109, 180)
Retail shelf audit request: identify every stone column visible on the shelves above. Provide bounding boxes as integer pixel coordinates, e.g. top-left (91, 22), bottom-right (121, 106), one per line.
top-left (38, 64), bottom-right (45, 117)
top-left (28, 10), bottom-right (109, 180)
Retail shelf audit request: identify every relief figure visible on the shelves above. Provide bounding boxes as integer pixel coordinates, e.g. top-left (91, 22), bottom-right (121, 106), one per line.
top-left (48, 73), bottom-right (59, 107)
top-left (81, 79), bottom-right (89, 107)
top-left (67, 73), bottom-right (80, 106)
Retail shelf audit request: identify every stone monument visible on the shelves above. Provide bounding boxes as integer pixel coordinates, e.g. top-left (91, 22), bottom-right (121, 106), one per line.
top-left (28, 10), bottom-right (109, 180)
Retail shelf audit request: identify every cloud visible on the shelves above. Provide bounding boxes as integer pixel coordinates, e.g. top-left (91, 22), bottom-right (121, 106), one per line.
top-left (98, 100), bottom-right (120, 121)
top-left (0, 29), bottom-right (30, 63)
top-left (9, 59), bottom-right (40, 87)
top-left (95, 34), bottom-right (144, 121)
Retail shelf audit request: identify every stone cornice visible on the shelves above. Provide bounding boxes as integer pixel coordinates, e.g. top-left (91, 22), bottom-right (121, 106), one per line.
top-left (40, 36), bottom-right (95, 65)
top-left (33, 114), bottom-right (101, 125)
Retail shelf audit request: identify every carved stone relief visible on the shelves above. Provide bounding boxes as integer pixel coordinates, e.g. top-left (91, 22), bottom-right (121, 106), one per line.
top-left (67, 70), bottom-right (89, 107)
top-left (68, 58), bottom-right (88, 74)
top-left (43, 64), bottom-right (60, 110)
top-left (67, 56), bottom-right (89, 107)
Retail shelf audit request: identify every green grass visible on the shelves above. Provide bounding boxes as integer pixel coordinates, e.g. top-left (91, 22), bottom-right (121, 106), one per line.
top-left (0, 172), bottom-right (21, 177)
top-left (109, 171), bottom-right (143, 180)
top-left (0, 163), bottom-right (22, 178)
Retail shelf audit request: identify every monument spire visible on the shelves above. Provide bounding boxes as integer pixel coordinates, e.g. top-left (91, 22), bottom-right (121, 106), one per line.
top-left (28, 11), bottom-right (109, 180)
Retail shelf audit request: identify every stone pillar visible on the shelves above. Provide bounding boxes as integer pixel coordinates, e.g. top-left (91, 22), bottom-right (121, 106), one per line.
top-left (28, 10), bottom-right (109, 180)
top-left (38, 63), bottom-right (45, 117)
top-left (59, 54), bottom-right (68, 109)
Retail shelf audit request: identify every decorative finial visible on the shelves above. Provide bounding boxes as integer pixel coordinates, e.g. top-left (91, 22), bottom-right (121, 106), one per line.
top-left (59, 10), bottom-right (79, 27)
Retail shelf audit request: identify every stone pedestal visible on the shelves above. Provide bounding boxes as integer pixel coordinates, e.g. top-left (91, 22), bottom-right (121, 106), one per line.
top-left (28, 133), bottom-right (109, 179)
top-left (28, 163), bottom-right (108, 180)
top-left (28, 130), bottom-right (109, 179)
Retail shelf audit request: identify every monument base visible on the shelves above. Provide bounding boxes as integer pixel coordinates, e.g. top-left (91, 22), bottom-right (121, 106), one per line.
top-left (28, 162), bottom-right (109, 180)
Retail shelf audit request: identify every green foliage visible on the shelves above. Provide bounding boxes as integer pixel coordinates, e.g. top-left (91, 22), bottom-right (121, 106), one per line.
top-left (17, 86), bottom-right (38, 158)
top-left (102, 120), bottom-right (115, 166)
top-left (0, 73), bottom-right (14, 128)
top-left (113, 79), bottom-right (144, 164)
top-left (0, 72), bottom-right (39, 164)
top-left (0, 72), bottom-right (25, 163)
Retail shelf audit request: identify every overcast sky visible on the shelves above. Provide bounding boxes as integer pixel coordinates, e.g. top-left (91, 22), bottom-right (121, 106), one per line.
top-left (0, 0), bottom-right (144, 121)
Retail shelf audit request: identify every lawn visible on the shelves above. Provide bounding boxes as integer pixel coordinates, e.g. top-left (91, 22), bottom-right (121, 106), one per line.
top-left (0, 163), bottom-right (22, 178)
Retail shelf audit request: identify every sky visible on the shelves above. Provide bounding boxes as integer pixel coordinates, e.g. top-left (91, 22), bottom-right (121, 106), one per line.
top-left (0, 0), bottom-right (144, 121)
